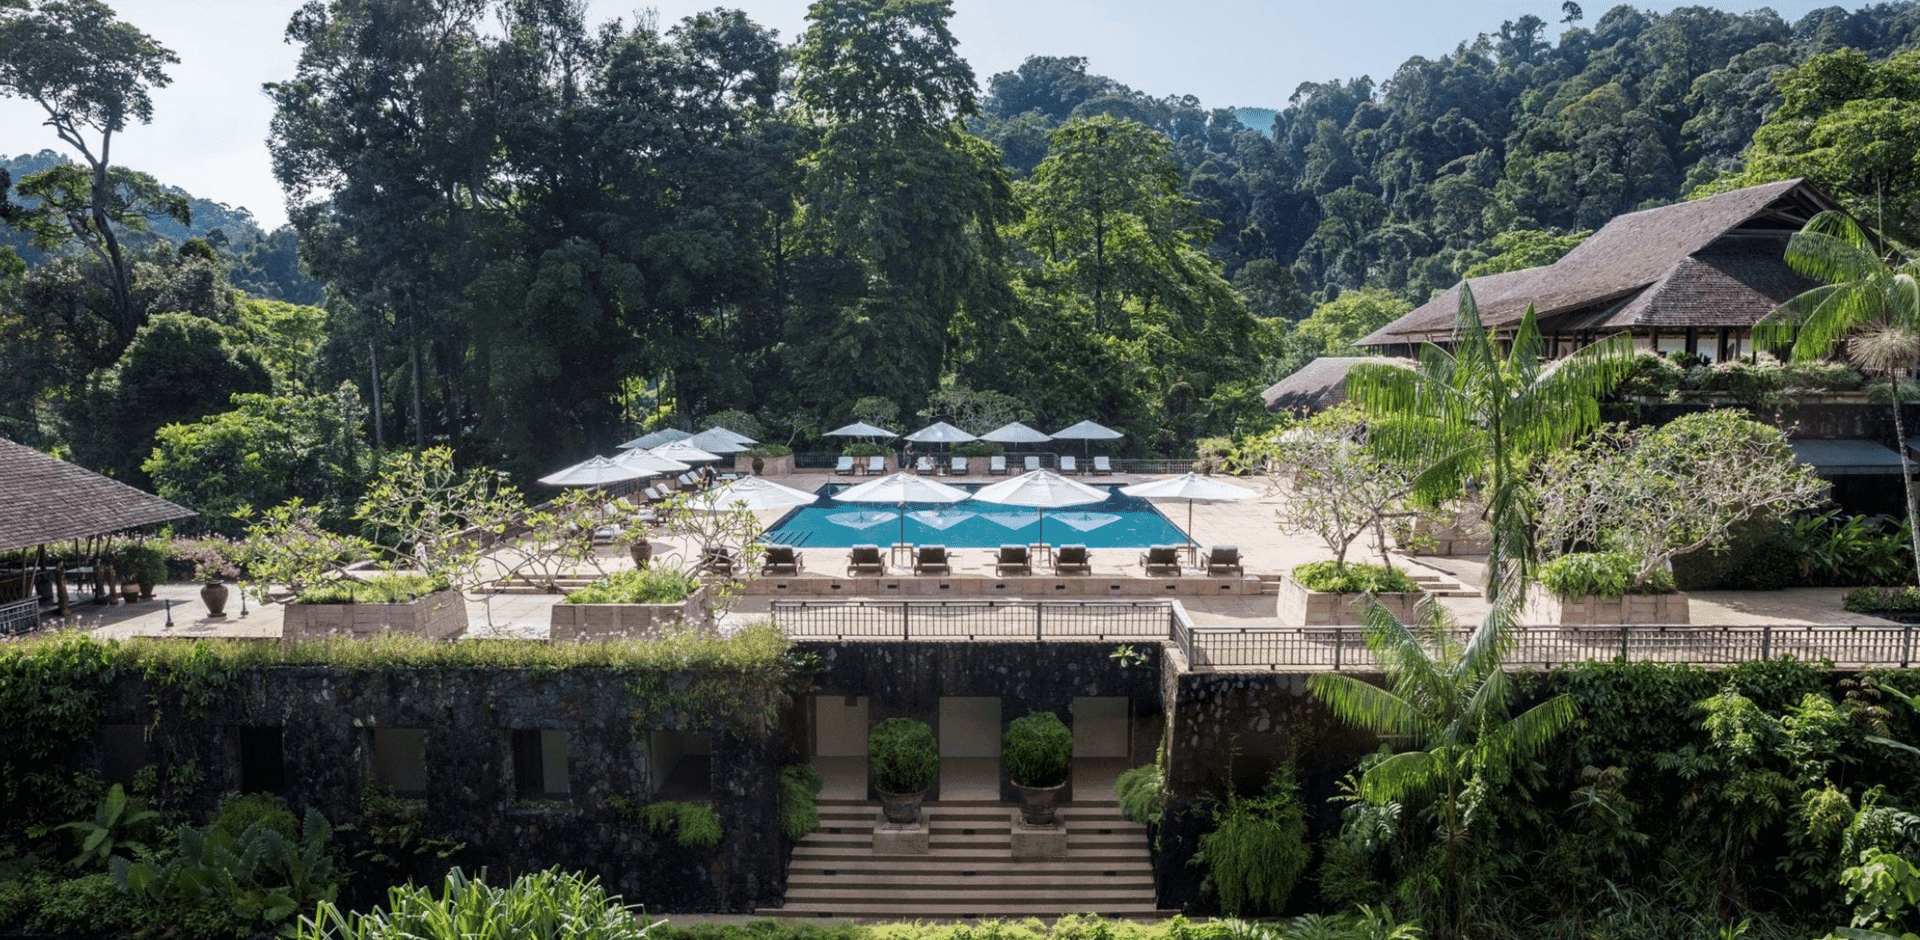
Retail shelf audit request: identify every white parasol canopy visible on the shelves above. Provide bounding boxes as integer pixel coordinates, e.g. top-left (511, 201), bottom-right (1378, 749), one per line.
top-left (824, 421), bottom-right (897, 439)
top-left (979, 421), bottom-right (1052, 445)
top-left (970, 469), bottom-right (1107, 547)
top-left (699, 426), bottom-right (757, 446)
top-left (903, 421), bottom-right (978, 444)
top-left (618, 428), bottom-right (692, 450)
top-left (833, 471), bottom-right (972, 550)
top-left (646, 440), bottom-right (725, 464)
top-left (687, 428), bottom-right (752, 454)
top-left (1120, 472), bottom-right (1258, 547)
top-left (538, 456), bottom-right (650, 487)
top-left (1051, 419), bottom-right (1124, 457)
top-left (610, 449), bottom-right (692, 476)
top-left (684, 476), bottom-right (819, 512)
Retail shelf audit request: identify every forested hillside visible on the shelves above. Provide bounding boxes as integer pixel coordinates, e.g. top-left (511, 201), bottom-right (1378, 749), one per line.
top-left (3, 0), bottom-right (1919, 494)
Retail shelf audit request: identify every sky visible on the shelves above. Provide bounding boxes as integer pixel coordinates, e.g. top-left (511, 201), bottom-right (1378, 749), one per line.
top-left (0, 0), bottom-right (1844, 230)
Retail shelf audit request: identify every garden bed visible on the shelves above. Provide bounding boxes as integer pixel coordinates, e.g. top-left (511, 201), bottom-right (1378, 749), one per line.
top-left (1275, 576), bottom-right (1424, 625)
top-left (281, 588), bottom-right (468, 642)
top-left (550, 585), bottom-right (715, 640)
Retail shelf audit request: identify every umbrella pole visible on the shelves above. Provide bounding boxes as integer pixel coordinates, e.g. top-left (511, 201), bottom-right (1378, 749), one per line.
top-left (1188, 500), bottom-right (1198, 567)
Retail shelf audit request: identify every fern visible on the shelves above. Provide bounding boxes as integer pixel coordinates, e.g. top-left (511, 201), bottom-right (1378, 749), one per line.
top-left (1114, 764), bottom-right (1165, 826)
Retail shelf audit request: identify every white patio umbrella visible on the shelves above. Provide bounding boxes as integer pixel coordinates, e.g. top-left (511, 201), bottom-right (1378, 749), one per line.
top-left (618, 428), bottom-right (692, 450)
top-left (610, 449), bottom-right (692, 476)
top-left (684, 476), bottom-right (819, 513)
top-left (538, 456), bottom-right (650, 487)
top-left (1051, 419), bottom-right (1125, 457)
top-left (687, 428), bottom-right (752, 454)
top-left (833, 471), bottom-right (972, 551)
top-left (646, 439), bottom-right (725, 464)
top-left (979, 421), bottom-right (1052, 445)
top-left (970, 469), bottom-right (1107, 548)
top-left (903, 421), bottom-right (978, 445)
top-left (824, 421), bottom-right (897, 440)
top-left (1120, 472), bottom-right (1258, 552)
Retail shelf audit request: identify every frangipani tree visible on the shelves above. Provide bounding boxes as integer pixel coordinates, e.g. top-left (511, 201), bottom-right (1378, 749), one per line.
top-left (1346, 285), bottom-right (1635, 604)
top-left (1308, 600), bottom-right (1577, 938)
top-left (1265, 404), bottom-right (1419, 571)
top-left (1754, 210), bottom-right (1920, 583)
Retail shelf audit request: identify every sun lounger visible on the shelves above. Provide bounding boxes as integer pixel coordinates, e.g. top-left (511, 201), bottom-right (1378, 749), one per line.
top-left (913, 545), bottom-right (952, 576)
top-left (1205, 544), bottom-right (1244, 577)
top-left (865, 456), bottom-right (885, 475)
top-left (1092, 456), bottom-right (1113, 475)
top-left (835, 455), bottom-right (856, 475)
top-left (1140, 545), bottom-right (1183, 577)
top-left (1024, 455), bottom-right (1041, 472)
top-left (847, 544), bottom-right (886, 576)
top-left (701, 546), bottom-right (737, 577)
top-left (994, 544), bottom-right (1032, 577)
top-left (916, 455), bottom-right (936, 474)
top-left (950, 456), bottom-right (969, 476)
top-left (988, 455), bottom-right (1009, 475)
top-left (1054, 544), bottom-right (1092, 575)
top-left (1060, 455), bottom-right (1078, 474)
top-left (762, 545), bottom-right (803, 576)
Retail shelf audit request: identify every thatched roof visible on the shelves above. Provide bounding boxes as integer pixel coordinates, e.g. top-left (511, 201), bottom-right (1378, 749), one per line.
top-left (1262, 356), bottom-right (1412, 413)
top-left (0, 438), bottom-right (195, 552)
top-left (1360, 178), bottom-right (1840, 346)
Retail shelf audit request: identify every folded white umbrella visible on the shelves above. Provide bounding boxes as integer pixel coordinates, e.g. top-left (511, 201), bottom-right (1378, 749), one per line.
top-left (538, 456), bottom-right (650, 487)
top-left (1120, 472), bottom-right (1258, 547)
top-left (970, 469), bottom-right (1106, 547)
top-left (684, 476), bottom-right (819, 512)
top-left (979, 421), bottom-right (1052, 445)
top-left (618, 428), bottom-right (692, 450)
top-left (903, 421), bottom-right (978, 444)
top-left (647, 440), bottom-right (725, 464)
top-left (833, 471), bottom-right (972, 549)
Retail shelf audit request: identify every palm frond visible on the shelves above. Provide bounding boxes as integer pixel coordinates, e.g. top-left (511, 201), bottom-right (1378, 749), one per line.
top-left (1306, 672), bottom-right (1432, 741)
top-left (1478, 692), bottom-right (1578, 769)
top-left (1359, 749), bottom-right (1446, 804)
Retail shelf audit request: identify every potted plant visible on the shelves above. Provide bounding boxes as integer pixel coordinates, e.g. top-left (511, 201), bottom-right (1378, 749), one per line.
top-left (869, 718), bottom-right (938, 825)
top-left (1280, 560), bottom-right (1426, 625)
top-left (126, 544), bottom-right (169, 600)
top-left (1004, 711), bottom-right (1072, 826)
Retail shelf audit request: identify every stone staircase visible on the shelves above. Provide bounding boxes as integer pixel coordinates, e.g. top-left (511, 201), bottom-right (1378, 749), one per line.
top-left (760, 797), bottom-right (1169, 920)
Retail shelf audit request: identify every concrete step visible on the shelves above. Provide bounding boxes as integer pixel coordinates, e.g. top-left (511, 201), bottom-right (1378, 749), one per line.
top-left (788, 872), bottom-right (1156, 888)
top-left (789, 857), bottom-right (1152, 874)
top-left (759, 902), bottom-right (1173, 919)
top-left (792, 846), bottom-right (1150, 864)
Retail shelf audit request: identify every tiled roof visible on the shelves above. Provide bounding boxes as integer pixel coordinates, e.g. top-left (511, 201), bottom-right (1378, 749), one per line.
top-left (0, 438), bottom-right (195, 551)
top-left (1261, 356), bottom-right (1412, 412)
top-left (1361, 178), bottom-right (1831, 346)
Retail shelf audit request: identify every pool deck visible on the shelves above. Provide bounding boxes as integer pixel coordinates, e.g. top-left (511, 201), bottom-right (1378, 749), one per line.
top-left (42, 468), bottom-right (1895, 644)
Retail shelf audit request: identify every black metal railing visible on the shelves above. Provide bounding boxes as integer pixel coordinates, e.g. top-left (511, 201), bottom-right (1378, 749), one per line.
top-left (772, 599), bottom-right (1173, 641)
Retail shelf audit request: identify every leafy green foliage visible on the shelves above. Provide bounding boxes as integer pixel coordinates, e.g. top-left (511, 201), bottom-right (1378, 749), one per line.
top-left (1294, 289), bottom-right (1413, 355)
top-left (1114, 763), bottom-right (1166, 827)
top-left (780, 764), bottom-right (824, 841)
top-left (1003, 711), bottom-right (1072, 788)
top-left (565, 568), bottom-right (702, 605)
top-left (115, 803), bottom-right (341, 935)
top-left (293, 574), bottom-right (451, 606)
top-left (1847, 587), bottom-right (1920, 613)
top-left (39, 782), bottom-right (159, 869)
top-left (869, 718), bottom-right (939, 794)
top-left (1196, 771), bottom-right (1311, 917)
top-left (1292, 561), bottom-right (1420, 595)
top-left (146, 386), bottom-right (372, 534)
top-left (296, 867), bottom-right (649, 940)
top-left (1537, 552), bottom-right (1673, 599)
top-left (642, 801), bottom-right (723, 849)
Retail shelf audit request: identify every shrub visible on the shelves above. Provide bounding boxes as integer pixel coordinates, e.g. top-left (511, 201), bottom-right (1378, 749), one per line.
top-left (741, 443), bottom-right (792, 458)
top-left (1845, 586), bottom-right (1920, 613)
top-left (1615, 351), bottom-right (1684, 399)
top-left (1003, 711), bottom-right (1072, 788)
top-left (293, 573), bottom-right (451, 605)
top-left (1292, 561), bottom-right (1420, 594)
top-left (564, 568), bottom-right (701, 605)
top-left (1114, 764), bottom-right (1165, 826)
top-left (841, 442), bottom-right (888, 457)
top-left (953, 440), bottom-right (1005, 457)
top-left (868, 718), bottom-right (938, 794)
top-left (296, 867), bottom-right (648, 940)
top-left (1538, 552), bottom-right (1674, 598)
top-left (1197, 772), bottom-right (1311, 917)
top-left (780, 765), bottom-right (823, 840)
top-left (641, 801), bottom-right (723, 848)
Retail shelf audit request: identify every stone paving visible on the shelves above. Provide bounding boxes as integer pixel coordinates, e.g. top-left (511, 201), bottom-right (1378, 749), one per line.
top-left (22, 468), bottom-right (1893, 645)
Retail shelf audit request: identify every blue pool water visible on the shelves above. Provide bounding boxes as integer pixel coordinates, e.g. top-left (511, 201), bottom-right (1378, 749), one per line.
top-left (761, 484), bottom-right (1188, 550)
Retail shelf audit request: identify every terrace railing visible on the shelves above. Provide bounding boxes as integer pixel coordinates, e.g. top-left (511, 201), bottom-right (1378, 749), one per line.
top-left (773, 599), bottom-right (1920, 670)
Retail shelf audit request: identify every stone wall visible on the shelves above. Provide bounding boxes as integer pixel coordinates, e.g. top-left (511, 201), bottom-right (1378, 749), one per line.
top-left (91, 665), bottom-right (787, 913)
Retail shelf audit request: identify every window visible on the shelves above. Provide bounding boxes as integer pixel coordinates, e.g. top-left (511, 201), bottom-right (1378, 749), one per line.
top-left (237, 727), bottom-right (285, 793)
top-left (371, 728), bottom-right (426, 797)
top-left (647, 730), bottom-right (711, 801)
top-left (512, 729), bottom-right (571, 801)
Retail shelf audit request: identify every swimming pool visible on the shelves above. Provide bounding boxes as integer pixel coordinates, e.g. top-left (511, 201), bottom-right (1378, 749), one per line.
top-left (760, 483), bottom-right (1188, 550)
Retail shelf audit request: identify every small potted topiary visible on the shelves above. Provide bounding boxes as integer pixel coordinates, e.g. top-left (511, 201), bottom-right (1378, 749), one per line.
top-left (1004, 710), bottom-right (1072, 826)
top-left (868, 718), bottom-right (938, 825)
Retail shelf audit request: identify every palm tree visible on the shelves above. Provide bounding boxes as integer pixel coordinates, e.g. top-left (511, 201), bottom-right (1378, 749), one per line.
top-left (1754, 210), bottom-right (1920, 583)
top-left (1308, 598), bottom-right (1578, 938)
top-left (1345, 284), bottom-right (1635, 605)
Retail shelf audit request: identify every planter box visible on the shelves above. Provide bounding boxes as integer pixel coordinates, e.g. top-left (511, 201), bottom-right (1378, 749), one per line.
top-left (549, 585), bottom-right (714, 641)
top-left (1276, 576), bottom-right (1424, 626)
top-left (1393, 512), bottom-right (1491, 556)
top-left (1522, 586), bottom-right (1689, 625)
top-left (745, 454), bottom-right (794, 476)
top-left (281, 589), bottom-right (468, 643)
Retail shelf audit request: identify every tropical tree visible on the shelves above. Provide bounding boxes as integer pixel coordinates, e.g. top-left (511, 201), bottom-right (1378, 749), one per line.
top-left (1754, 209), bottom-right (1920, 584)
top-left (1307, 600), bottom-right (1578, 938)
top-left (1345, 285), bottom-right (1635, 604)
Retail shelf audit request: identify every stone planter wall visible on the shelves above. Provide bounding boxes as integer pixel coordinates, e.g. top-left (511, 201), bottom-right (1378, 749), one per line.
top-left (550, 586), bottom-right (714, 641)
top-left (744, 454), bottom-right (795, 476)
top-left (281, 589), bottom-right (467, 643)
top-left (1275, 577), bottom-right (1424, 625)
top-left (1522, 585), bottom-right (1690, 624)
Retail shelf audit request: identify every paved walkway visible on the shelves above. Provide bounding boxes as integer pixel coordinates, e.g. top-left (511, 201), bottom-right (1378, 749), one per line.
top-left (26, 469), bottom-right (1894, 643)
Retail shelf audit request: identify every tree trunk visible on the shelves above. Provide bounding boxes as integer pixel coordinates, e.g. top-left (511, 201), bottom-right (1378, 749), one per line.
top-left (410, 336), bottom-right (426, 450)
top-left (368, 338), bottom-right (385, 450)
top-left (1890, 378), bottom-right (1920, 584)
